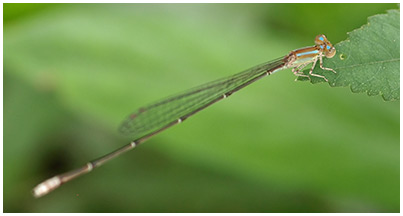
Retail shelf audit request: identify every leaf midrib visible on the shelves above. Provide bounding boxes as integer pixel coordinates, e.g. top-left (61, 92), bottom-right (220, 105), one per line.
top-left (334, 58), bottom-right (399, 70)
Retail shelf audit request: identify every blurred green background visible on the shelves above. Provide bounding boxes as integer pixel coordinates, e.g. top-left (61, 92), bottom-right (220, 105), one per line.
top-left (4, 3), bottom-right (399, 213)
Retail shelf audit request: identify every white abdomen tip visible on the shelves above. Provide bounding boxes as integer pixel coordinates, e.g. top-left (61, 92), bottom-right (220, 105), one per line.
top-left (32, 176), bottom-right (61, 198)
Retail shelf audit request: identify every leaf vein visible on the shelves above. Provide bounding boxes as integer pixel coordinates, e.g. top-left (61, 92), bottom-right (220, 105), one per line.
top-left (334, 58), bottom-right (399, 70)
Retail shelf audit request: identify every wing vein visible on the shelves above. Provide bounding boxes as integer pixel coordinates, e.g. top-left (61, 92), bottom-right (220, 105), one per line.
top-left (119, 57), bottom-right (286, 139)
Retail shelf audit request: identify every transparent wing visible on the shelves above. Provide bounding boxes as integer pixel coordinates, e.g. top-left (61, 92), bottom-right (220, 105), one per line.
top-left (119, 57), bottom-right (286, 140)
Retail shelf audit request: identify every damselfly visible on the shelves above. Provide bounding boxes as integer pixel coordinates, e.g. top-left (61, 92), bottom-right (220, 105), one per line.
top-left (33, 34), bottom-right (336, 198)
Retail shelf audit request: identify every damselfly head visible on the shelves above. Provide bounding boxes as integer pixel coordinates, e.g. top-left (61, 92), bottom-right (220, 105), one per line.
top-left (315, 34), bottom-right (336, 58)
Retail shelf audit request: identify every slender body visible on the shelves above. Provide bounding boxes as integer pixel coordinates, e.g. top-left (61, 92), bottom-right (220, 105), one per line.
top-left (33, 34), bottom-right (336, 198)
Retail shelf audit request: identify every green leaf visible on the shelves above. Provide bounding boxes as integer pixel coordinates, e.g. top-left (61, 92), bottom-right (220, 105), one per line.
top-left (299, 9), bottom-right (400, 101)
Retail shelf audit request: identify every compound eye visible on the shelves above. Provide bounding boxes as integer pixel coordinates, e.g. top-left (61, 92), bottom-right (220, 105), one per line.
top-left (325, 46), bottom-right (336, 58)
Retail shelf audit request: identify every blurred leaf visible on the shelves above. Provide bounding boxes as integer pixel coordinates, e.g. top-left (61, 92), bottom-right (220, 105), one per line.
top-left (299, 10), bottom-right (400, 101)
top-left (265, 4), bottom-right (398, 40)
top-left (4, 3), bottom-right (55, 23)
